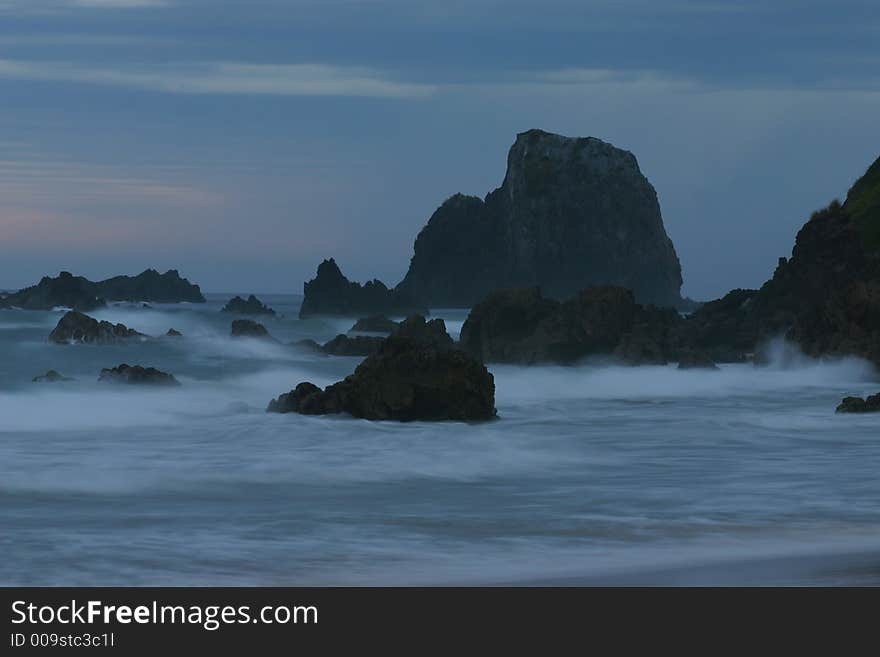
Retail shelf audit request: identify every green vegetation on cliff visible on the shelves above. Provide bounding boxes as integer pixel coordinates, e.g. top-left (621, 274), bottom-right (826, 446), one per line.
top-left (845, 155), bottom-right (880, 249)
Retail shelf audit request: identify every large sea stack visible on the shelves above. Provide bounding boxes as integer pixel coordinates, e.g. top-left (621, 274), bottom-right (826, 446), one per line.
top-left (396, 129), bottom-right (684, 308)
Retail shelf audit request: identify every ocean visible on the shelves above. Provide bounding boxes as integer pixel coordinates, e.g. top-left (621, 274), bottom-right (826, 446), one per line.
top-left (2, 294), bottom-right (880, 585)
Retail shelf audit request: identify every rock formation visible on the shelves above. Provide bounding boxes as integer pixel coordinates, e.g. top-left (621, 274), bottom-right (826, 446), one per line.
top-left (98, 364), bottom-right (180, 386)
top-left (49, 311), bottom-right (145, 344)
top-left (32, 370), bottom-right (74, 383)
top-left (165, 328), bottom-right (183, 337)
top-left (350, 315), bottom-right (400, 333)
top-left (459, 286), bottom-right (683, 365)
top-left (320, 334), bottom-right (385, 357)
top-left (299, 258), bottom-right (425, 318)
top-left (222, 294), bottom-right (276, 315)
top-left (230, 319), bottom-right (273, 339)
top-left (684, 154), bottom-right (880, 365)
top-left (268, 316), bottom-right (495, 421)
top-left (836, 394), bottom-right (880, 413)
top-left (0, 269), bottom-right (204, 310)
top-left (396, 129), bottom-right (684, 308)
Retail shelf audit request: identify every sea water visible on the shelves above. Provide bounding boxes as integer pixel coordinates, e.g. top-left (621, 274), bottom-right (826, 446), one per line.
top-left (2, 294), bottom-right (880, 585)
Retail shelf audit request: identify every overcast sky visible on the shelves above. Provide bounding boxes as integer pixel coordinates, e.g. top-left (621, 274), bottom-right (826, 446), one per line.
top-left (0, 0), bottom-right (877, 299)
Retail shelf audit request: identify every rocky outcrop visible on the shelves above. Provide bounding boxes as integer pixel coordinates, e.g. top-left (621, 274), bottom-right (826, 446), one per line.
top-left (836, 394), bottom-right (880, 413)
top-left (0, 269), bottom-right (204, 310)
top-left (0, 272), bottom-right (105, 311)
top-left (98, 364), bottom-right (180, 386)
top-left (222, 295), bottom-right (276, 315)
top-left (396, 129), bottom-right (684, 308)
top-left (350, 315), bottom-right (399, 333)
top-left (230, 319), bottom-right (272, 339)
top-left (165, 328), bottom-right (183, 337)
top-left (32, 370), bottom-right (74, 383)
top-left (676, 351), bottom-right (719, 370)
top-left (459, 286), bottom-right (683, 365)
top-left (320, 334), bottom-right (385, 357)
top-left (299, 259), bottom-right (425, 318)
top-left (93, 269), bottom-right (205, 303)
top-left (268, 320), bottom-right (495, 421)
top-left (682, 155), bottom-right (880, 365)
top-left (49, 311), bottom-right (145, 344)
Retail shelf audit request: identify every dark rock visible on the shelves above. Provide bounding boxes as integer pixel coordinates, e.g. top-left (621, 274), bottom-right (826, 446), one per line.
top-left (98, 364), bottom-right (180, 386)
top-left (677, 351), bottom-right (719, 370)
top-left (0, 269), bottom-right (204, 310)
top-left (222, 294), bottom-right (276, 315)
top-left (230, 319), bottom-right (272, 339)
top-left (292, 338), bottom-right (323, 353)
top-left (299, 258), bottom-right (426, 318)
top-left (396, 129), bottom-right (684, 308)
top-left (321, 334), bottom-right (385, 357)
top-left (93, 269), bottom-right (205, 303)
top-left (836, 393), bottom-right (880, 413)
top-left (393, 315), bottom-right (455, 349)
top-left (165, 328), bottom-right (182, 337)
top-left (680, 155), bottom-right (880, 366)
top-left (350, 315), bottom-right (400, 333)
top-left (32, 369), bottom-right (74, 383)
top-left (268, 333), bottom-right (496, 422)
top-left (0, 271), bottom-right (105, 311)
top-left (460, 285), bottom-right (683, 365)
top-left (267, 382), bottom-right (325, 414)
top-left (49, 311), bottom-right (145, 344)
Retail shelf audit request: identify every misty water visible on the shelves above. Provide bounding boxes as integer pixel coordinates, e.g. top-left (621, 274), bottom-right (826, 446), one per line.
top-left (2, 294), bottom-right (880, 585)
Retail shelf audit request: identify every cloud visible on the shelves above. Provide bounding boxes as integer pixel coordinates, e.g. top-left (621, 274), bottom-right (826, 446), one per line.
top-left (0, 59), bottom-right (436, 98)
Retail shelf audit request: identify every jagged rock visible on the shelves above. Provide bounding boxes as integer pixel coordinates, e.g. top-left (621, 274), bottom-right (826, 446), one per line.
top-left (350, 315), bottom-right (400, 333)
top-left (222, 294), bottom-right (276, 315)
top-left (94, 269), bottom-right (205, 303)
top-left (460, 286), bottom-right (683, 364)
top-left (681, 155), bottom-right (880, 366)
top-left (396, 129), bottom-right (684, 308)
top-left (0, 269), bottom-right (204, 310)
top-left (98, 364), bottom-right (180, 386)
top-left (32, 370), bottom-right (74, 383)
top-left (299, 258), bottom-right (425, 318)
top-left (165, 328), bottom-right (182, 337)
top-left (268, 328), bottom-right (495, 421)
top-left (321, 334), bottom-right (385, 357)
top-left (677, 351), bottom-right (719, 370)
top-left (836, 394), bottom-right (880, 413)
top-left (292, 338), bottom-right (323, 353)
top-left (0, 272), bottom-right (105, 311)
top-left (230, 319), bottom-right (272, 339)
top-left (48, 311), bottom-right (145, 344)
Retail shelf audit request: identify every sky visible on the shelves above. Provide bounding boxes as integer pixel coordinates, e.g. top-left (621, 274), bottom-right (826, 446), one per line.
top-left (0, 1), bottom-right (878, 299)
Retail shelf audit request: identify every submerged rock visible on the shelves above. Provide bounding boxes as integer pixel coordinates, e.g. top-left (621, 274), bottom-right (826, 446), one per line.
top-left (396, 129), bottom-right (684, 308)
top-left (299, 258), bottom-right (425, 318)
top-left (268, 324), bottom-right (495, 421)
top-left (32, 369), bottom-right (74, 383)
top-left (836, 394), bottom-right (880, 413)
top-left (230, 319), bottom-right (272, 339)
top-left (222, 294), bottom-right (276, 315)
top-left (350, 315), bottom-right (399, 333)
top-left (98, 364), bottom-right (180, 386)
top-left (49, 310), bottom-right (145, 344)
